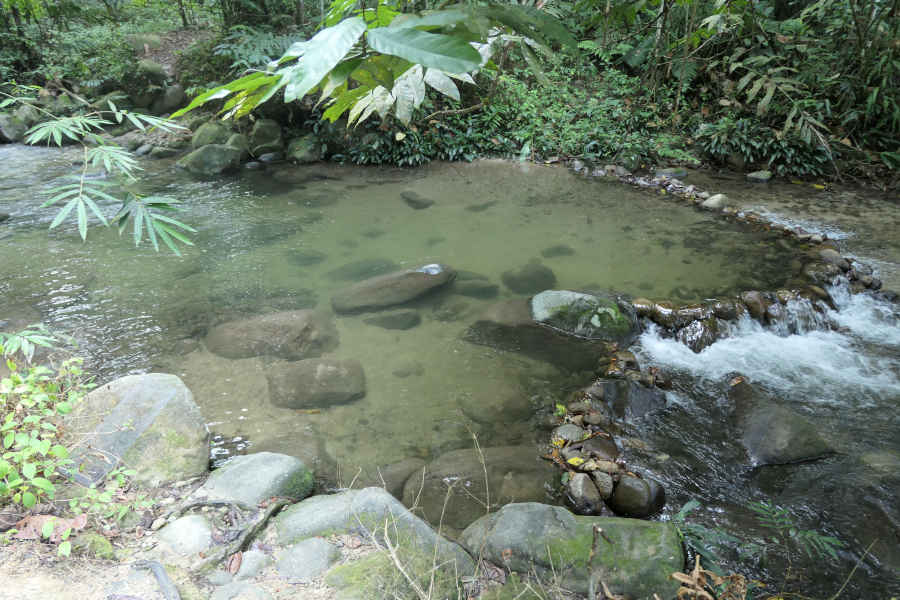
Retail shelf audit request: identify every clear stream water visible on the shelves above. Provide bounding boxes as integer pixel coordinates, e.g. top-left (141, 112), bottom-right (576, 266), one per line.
top-left (1, 145), bottom-right (898, 596)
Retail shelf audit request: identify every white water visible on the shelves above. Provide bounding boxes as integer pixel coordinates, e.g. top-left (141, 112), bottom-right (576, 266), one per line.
top-left (635, 281), bottom-right (900, 407)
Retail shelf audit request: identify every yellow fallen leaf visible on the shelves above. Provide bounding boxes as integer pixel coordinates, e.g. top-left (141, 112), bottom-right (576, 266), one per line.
top-left (567, 457), bottom-right (585, 466)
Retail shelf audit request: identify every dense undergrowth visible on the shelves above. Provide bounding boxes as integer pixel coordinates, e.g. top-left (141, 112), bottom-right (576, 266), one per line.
top-left (2, 1), bottom-right (897, 185)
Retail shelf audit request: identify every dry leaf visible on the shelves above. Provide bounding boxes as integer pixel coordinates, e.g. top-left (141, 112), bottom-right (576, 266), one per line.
top-left (226, 551), bottom-right (243, 575)
top-left (13, 513), bottom-right (87, 543)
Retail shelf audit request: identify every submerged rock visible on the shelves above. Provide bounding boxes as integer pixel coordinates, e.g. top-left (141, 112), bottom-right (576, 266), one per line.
top-left (582, 379), bottom-right (667, 423)
top-left (177, 144), bottom-right (241, 176)
top-left (729, 380), bottom-right (833, 466)
top-left (66, 373), bottom-right (208, 486)
top-left (401, 190), bottom-right (435, 209)
top-left (460, 503), bottom-right (683, 599)
top-left (464, 297), bottom-right (623, 371)
top-left (326, 258), bottom-right (400, 281)
top-left (454, 280), bottom-right (500, 299)
top-left (540, 244), bottom-right (575, 258)
top-left (267, 358), bottom-right (365, 409)
top-left (331, 264), bottom-right (455, 314)
top-left (205, 310), bottom-right (338, 360)
top-left (364, 310), bottom-right (421, 330)
top-left (501, 261), bottom-right (557, 294)
top-left (401, 446), bottom-right (556, 531)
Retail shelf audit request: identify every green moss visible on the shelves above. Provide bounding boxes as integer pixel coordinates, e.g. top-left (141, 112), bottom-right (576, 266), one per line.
top-left (479, 574), bottom-right (545, 600)
top-left (72, 532), bottom-right (116, 560)
top-left (282, 467), bottom-right (315, 500)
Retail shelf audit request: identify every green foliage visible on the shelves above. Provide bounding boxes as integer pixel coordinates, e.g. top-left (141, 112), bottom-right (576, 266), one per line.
top-left (0, 354), bottom-right (91, 511)
top-left (175, 35), bottom-right (233, 92)
top-left (214, 25), bottom-right (296, 73)
top-left (748, 500), bottom-right (844, 561)
top-left (0, 324), bottom-right (61, 364)
top-left (696, 116), bottom-right (831, 177)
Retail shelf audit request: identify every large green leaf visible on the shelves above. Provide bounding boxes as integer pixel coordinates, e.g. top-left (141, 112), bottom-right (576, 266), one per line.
top-left (366, 28), bottom-right (482, 74)
top-left (389, 9), bottom-right (470, 30)
top-left (284, 17), bottom-right (367, 103)
top-left (423, 68), bottom-right (460, 101)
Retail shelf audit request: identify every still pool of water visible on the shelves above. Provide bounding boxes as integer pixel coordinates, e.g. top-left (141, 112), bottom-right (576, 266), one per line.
top-left (0, 149), bottom-right (799, 475)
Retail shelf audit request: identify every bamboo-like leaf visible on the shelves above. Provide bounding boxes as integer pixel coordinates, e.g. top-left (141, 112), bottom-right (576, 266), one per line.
top-left (424, 68), bottom-right (460, 101)
top-left (746, 77), bottom-right (765, 102)
top-left (79, 195), bottom-right (109, 227)
top-left (758, 83), bottom-right (776, 114)
top-left (152, 214), bottom-right (197, 233)
top-left (49, 198), bottom-right (79, 229)
top-left (737, 71), bottom-right (756, 93)
top-left (76, 200), bottom-right (88, 240)
top-left (520, 41), bottom-right (549, 86)
top-left (367, 28), bottom-right (481, 74)
top-left (284, 17), bottom-right (367, 103)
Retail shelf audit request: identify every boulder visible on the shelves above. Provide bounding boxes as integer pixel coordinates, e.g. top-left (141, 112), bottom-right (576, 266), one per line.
top-left (267, 358), bottom-right (366, 409)
top-left (566, 473), bottom-right (603, 515)
top-left (190, 452), bottom-right (314, 506)
top-left (65, 373), bottom-right (208, 486)
top-left (401, 190), bottom-right (434, 209)
top-left (149, 146), bottom-right (179, 159)
top-left (156, 514), bottom-right (213, 556)
top-left (265, 487), bottom-right (475, 573)
top-left (400, 446), bottom-right (556, 531)
top-left (249, 118), bottom-right (283, 155)
top-left (192, 122), bottom-right (232, 149)
top-left (746, 170), bottom-right (772, 183)
top-left (701, 193), bottom-right (727, 210)
top-left (675, 317), bottom-right (722, 352)
top-left (276, 538), bottom-right (340, 581)
top-left (286, 134), bottom-right (320, 163)
top-left (531, 290), bottom-right (639, 342)
top-left (352, 458), bottom-right (426, 500)
top-left (363, 310), bottom-right (421, 330)
top-left (151, 84), bottom-right (186, 115)
top-left (177, 144), bottom-right (241, 176)
top-left (605, 474), bottom-right (665, 517)
top-left (0, 113), bottom-right (27, 143)
top-left (464, 298), bottom-right (621, 371)
top-left (460, 503), bottom-right (683, 599)
top-left (226, 133), bottom-right (250, 162)
top-left (729, 380), bottom-right (833, 466)
top-left (331, 264), bottom-right (456, 314)
top-left (205, 310), bottom-right (338, 360)
top-left (13, 103), bottom-right (42, 127)
top-left (501, 261), bottom-right (556, 294)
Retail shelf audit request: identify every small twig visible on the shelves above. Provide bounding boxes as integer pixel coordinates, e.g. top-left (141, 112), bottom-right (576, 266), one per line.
top-left (190, 499), bottom-right (289, 572)
top-left (421, 103), bottom-right (484, 122)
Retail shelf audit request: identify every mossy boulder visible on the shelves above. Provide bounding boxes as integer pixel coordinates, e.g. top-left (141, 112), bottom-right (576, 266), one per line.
top-left (65, 373), bottom-right (209, 487)
top-left (531, 290), bottom-right (637, 342)
top-left (191, 122), bottom-right (232, 149)
top-left (151, 84), bottom-right (186, 115)
top-left (460, 503), bottom-right (683, 599)
top-left (249, 118), bottom-right (283, 155)
top-left (0, 113), bottom-right (27, 143)
top-left (286, 134), bottom-right (321, 163)
top-left (13, 103), bottom-right (42, 127)
top-left (190, 452), bottom-right (314, 506)
top-left (72, 532), bottom-right (116, 560)
top-left (227, 133), bottom-right (250, 162)
top-left (177, 144), bottom-right (241, 176)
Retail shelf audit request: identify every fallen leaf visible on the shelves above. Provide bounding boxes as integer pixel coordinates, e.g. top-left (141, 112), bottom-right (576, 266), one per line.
top-left (227, 551), bottom-right (243, 575)
top-left (13, 513), bottom-right (87, 543)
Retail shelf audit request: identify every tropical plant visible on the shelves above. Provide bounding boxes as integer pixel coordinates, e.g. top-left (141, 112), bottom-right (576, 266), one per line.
top-left (172, 0), bottom-right (575, 127)
top-left (1, 87), bottom-right (196, 254)
top-left (0, 324), bottom-right (61, 364)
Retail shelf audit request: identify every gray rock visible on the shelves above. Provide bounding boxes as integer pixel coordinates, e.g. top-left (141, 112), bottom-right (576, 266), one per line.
top-left (235, 549), bottom-right (271, 580)
top-left (605, 474), bottom-right (665, 517)
top-left (177, 144), bottom-right (241, 176)
top-left (400, 446), bottom-right (556, 531)
top-left (149, 146), bottom-right (179, 159)
top-left (267, 358), bottom-right (366, 409)
top-left (740, 290), bottom-right (769, 320)
top-left (582, 436), bottom-right (619, 461)
top-left (249, 119), bottom-right (283, 155)
top-left (286, 134), bottom-right (321, 163)
top-left (152, 84), bottom-right (186, 115)
top-left (401, 190), bottom-right (434, 209)
top-left (454, 280), bottom-right (499, 299)
top-left (392, 361), bottom-right (424, 378)
top-left (332, 264), bottom-right (456, 314)
top-left (192, 452), bottom-right (314, 506)
top-left (531, 290), bottom-right (639, 342)
top-left (590, 471), bottom-right (614, 499)
top-left (501, 261), bottom-right (556, 294)
top-left (583, 379), bottom-right (667, 423)
top-left (244, 161), bottom-right (265, 171)
top-left (566, 473), bottom-right (603, 515)
top-left (655, 167), bottom-right (688, 178)
top-left (66, 373), bottom-right (208, 486)
top-left (464, 298), bottom-right (620, 371)
top-left (819, 248), bottom-right (850, 270)
top-left (265, 487), bottom-right (474, 573)
top-left (675, 317), bottom-right (722, 352)
top-left (459, 503), bottom-right (683, 599)
top-left (13, 103), bottom-right (42, 127)
top-left (363, 310), bottom-right (421, 330)
top-left (746, 170), bottom-right (772, 183)
top-left (729, 380), bottom-right (833, 466)
top-left (540, 244), bottom-right (575, 258)
top-left (192, 122), bottom-right (232, 149)
top-left (227, 133), bottom-right (250, 162)
top-left (205, 310), bottom-right (338, 360)
top-left (701, 193), bottom-right (727, 210)
top-left (258, 152), bottom-right (284, 163)
top-left (276, 537), bottom-right (340, 581)
top-left (0, 212), bottom-right (10, 223)
top-left (327, 258), bottom-right (400, 281)
top-left (157, 514), bottom-right (213, 556)
top-left (287, 249), bottom-right (327, 266)
top-left (551, 424), bottom-right (586, 444)
top-left (210, 582), bottom-right (273, 600)
top-left (135, 143), bottom-right (154, 156)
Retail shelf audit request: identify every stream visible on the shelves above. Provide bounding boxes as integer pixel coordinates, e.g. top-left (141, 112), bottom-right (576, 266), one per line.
top-left (1, 145), bottom-right (898, 597)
